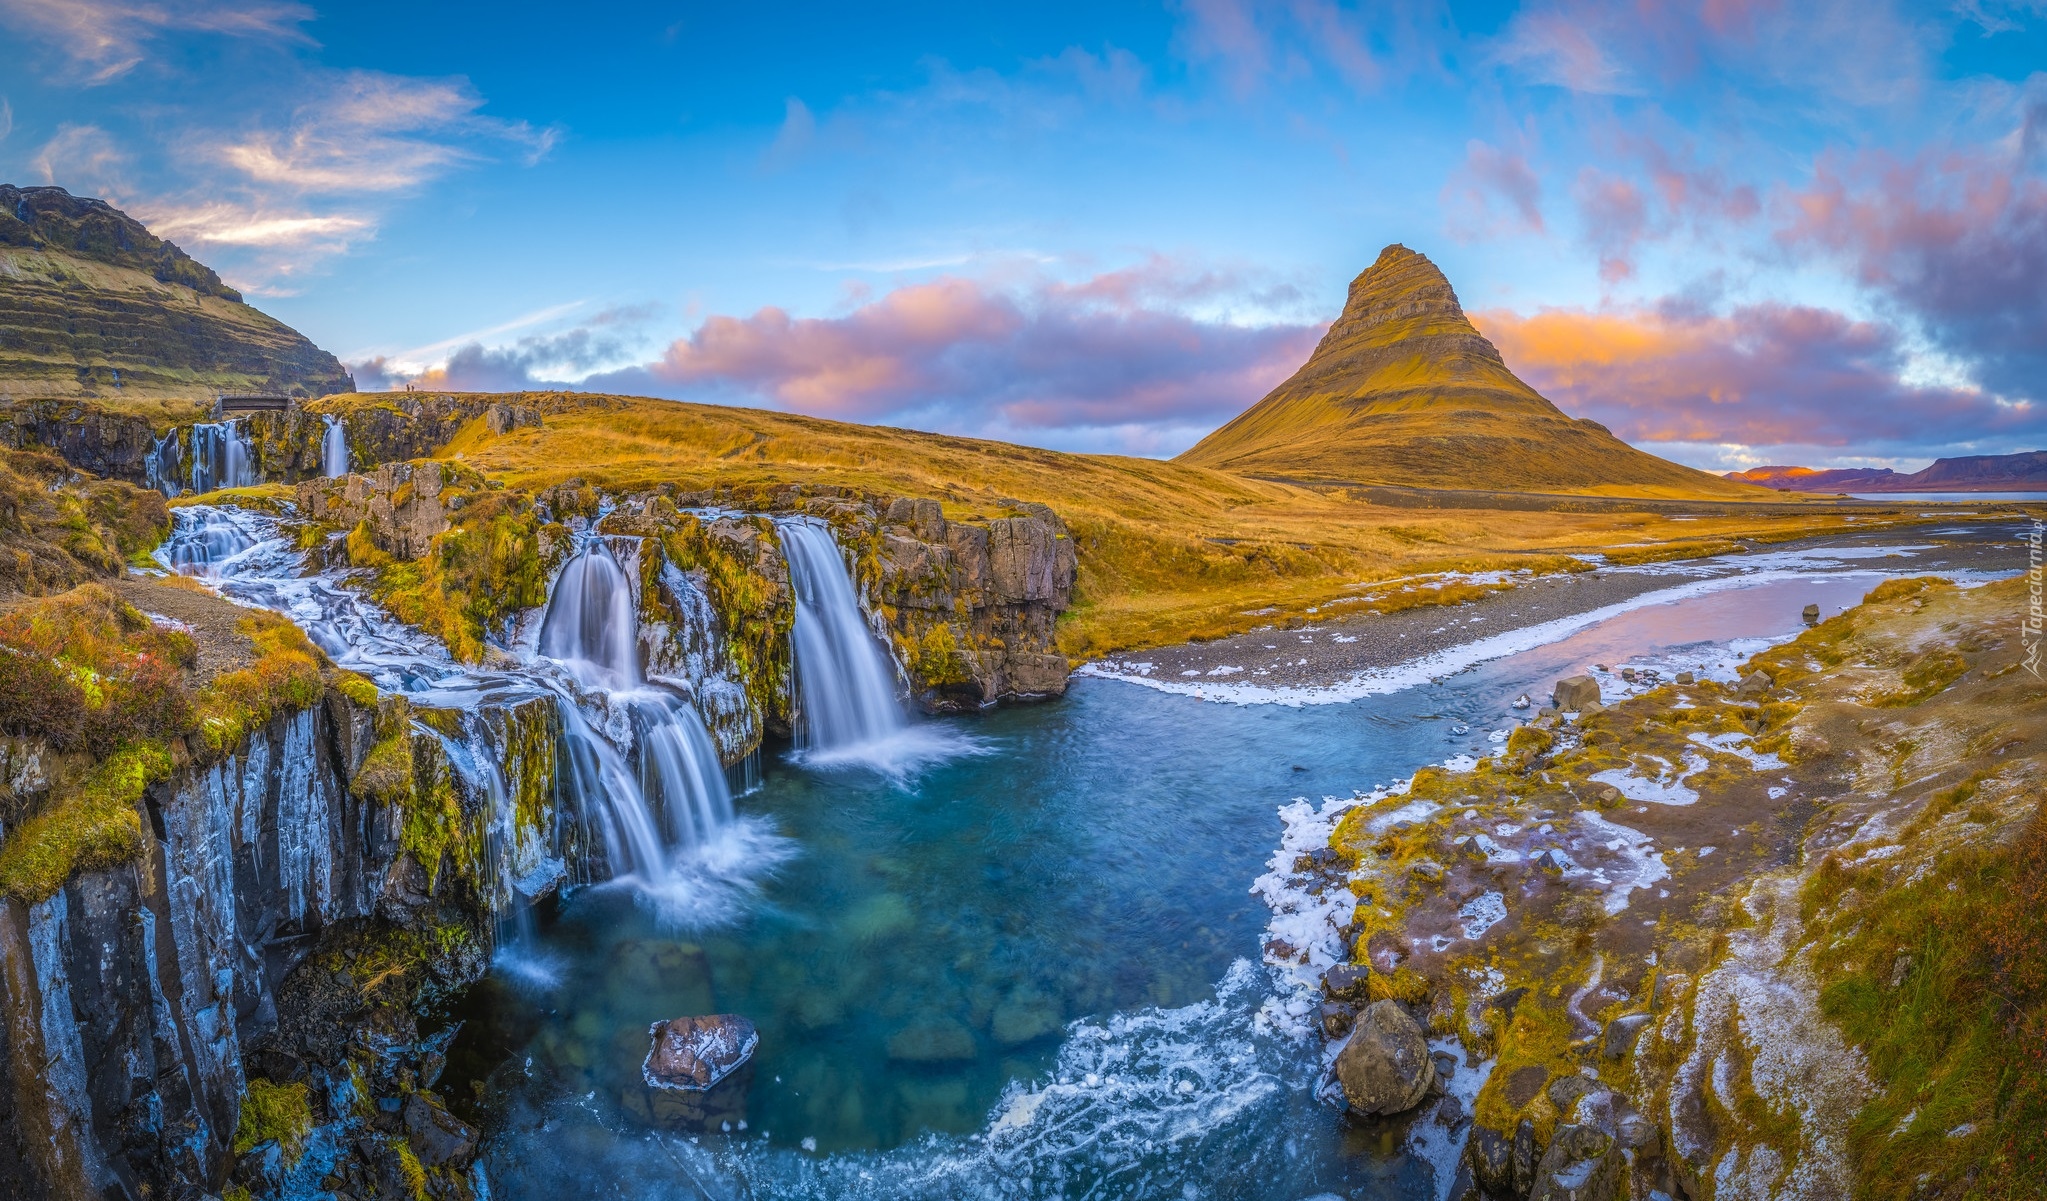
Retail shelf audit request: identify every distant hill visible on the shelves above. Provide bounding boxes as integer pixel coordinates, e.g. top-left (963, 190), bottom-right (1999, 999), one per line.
top-left (1176, 245), bottom-right (1762, 499)
top-left (1729, 452), bottom-right (2047, 493)
top-left (0, 185), bottom-right (353, 401)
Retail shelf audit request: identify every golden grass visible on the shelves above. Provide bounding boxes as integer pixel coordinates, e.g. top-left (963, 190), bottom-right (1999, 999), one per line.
top-left (345, 391), bottom-right (1974, 658)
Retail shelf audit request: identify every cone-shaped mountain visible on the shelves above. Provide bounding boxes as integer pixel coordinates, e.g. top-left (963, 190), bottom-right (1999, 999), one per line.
top-left (1179, 245), bottom-right (1758, 497)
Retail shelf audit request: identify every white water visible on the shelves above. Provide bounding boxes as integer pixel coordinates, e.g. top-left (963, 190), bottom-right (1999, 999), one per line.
top-left (537, 537), bottom-right (742, 888)
top-left (777, 518), bottom-right (930, 771)
top-left (153, 506), bottom-right (765, 919)
top-left (189, 421), bottom-right (258, 494)
top-left (321, 415), bottom-right (349, 478)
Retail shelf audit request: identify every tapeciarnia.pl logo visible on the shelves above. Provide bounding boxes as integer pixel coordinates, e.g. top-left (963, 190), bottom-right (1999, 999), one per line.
top-left (2027, 519), bottom-right (2044, 678)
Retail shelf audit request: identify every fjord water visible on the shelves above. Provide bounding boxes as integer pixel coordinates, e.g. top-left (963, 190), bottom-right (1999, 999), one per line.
top-left (458, 568), bottom-right (1914, 1201)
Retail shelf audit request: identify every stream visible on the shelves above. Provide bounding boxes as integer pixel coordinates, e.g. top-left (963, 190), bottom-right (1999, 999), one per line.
top-left (156, 505), bottom-right (2023, 1200)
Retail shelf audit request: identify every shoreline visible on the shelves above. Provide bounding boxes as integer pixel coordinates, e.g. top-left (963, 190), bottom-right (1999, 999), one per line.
top-left (1078, 520), bottom-right (2025, 704)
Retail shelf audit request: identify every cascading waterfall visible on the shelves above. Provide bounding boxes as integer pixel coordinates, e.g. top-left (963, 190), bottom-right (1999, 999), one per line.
top-left (321, 415), bottom-right (349, 477)
top-left (535, 537), bottom-right (737, 883)
top-left (155, 505), bottom-right (744, 909)
top-left (777, 517), bottom-right (908, 753)
top-left (144, 420), bottom-right (255, 497)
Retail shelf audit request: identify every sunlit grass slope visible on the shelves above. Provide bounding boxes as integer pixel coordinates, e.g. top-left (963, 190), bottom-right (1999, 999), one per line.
top-left (1177, 245), bottom-right (1763, 499)
top-left (317, 390), bottom-right (1920, 660)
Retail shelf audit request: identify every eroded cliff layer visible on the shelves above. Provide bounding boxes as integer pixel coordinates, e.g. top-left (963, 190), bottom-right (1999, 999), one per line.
top-left (0, 186), bottom-right (354, 402)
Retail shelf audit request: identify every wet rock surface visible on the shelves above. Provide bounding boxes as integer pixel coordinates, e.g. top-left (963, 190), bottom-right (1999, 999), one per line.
top-left (1333, 999), bottom-right (1436, 1115)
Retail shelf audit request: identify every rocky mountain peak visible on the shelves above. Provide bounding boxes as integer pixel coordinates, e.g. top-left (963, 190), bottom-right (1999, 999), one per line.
top-left (0, 184), bottom-right (241, 302)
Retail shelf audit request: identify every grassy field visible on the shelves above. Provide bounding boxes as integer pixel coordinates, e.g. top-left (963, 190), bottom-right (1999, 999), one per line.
top-left (311, 389), bottom-right (1990, 660)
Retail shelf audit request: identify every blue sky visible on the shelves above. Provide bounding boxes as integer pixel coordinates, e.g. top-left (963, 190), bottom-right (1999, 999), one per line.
top-left (3, 1), bottom-right (2044, 470)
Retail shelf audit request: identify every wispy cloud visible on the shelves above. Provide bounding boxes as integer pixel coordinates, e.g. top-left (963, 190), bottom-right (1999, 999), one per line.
top-left (207, 70), bottom-right (558, 194)
top-left (0, 0), bottom-right (313, 83)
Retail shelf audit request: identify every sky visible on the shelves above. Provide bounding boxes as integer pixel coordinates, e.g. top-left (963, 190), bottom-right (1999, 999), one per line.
top-left (2, 0), bottom-right (2044, 472)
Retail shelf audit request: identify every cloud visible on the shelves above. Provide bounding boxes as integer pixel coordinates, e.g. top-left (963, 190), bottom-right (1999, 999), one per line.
top-left (1444, 140), bottom-right (1546, 238)
top-left (361, 265), bottom-right (1321, 455)
top-left (30, 123), bottom-right (129, 198)
top-left (1775, 145), bottom-right (2047, 405)
top-left (1170, 0), bottom-right (1449, 96)
top-left (761, 97), bottom-right (816, 169)
top-left (1475, 302), bottom-right (2035, 454)
top-left (139, 202), bottom-right (370, 248)
top-left (0, 98), bottom-right (12, 143)
top-left (0, 0), bottom-right (312, 83)
top-left (1574, 168), bottom-right (1650, 283)
top-left (1494, 9), bottom-right (1641, 95)
top-left (208, 69), bottom-right (558, 194)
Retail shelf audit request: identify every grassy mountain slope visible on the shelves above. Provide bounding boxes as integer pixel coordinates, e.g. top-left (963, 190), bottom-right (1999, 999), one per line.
top-left (1178, 245), bottom-right (1763, 499)
top-left (0, 186), bottom-right (353, 401)
top-left (314, 390), bottom-right (1898, 658)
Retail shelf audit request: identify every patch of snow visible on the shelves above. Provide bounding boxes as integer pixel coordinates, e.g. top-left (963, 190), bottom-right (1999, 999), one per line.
top-left (1459, 891), bottom-right (1508, 939)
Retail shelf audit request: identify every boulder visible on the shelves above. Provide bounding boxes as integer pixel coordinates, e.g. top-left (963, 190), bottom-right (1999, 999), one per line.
top-left (1323, 963), bottom-right (1371, 1003)
top-left (644, 1014), bottom-right (759, 1090)
top-left (1802, 603), bottom-right (1821, 624)
top-left (1321, 1002), bottom-right (1357, 1039)
top-left (401, 1092), bottom-right (478, 1167)
top-left (1601, 1013), bottom-right (1652, 1060)
top-left (1466, 1122), bottom-right (1514, 1197)
top-left (1674, 670), bottom-right (1695, 685)
top-left (642, 1014), bottom-right (759, 1131)
top-left (1529, 1122), bottom-right (1623, 1201)
top-left (1552, 675), bottom-right (1601, 711)
top-left (1737, 669), bottom-right (1774, 697)
top-left (1333, 1000), bottom-right (1436, 1115)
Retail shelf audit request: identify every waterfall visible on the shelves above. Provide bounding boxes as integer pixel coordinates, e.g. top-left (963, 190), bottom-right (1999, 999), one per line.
top-left (537, 539), bottom-right (737, 883)
top-left (321, 415), bottom-right (349, 478)
top-left (187, 421), bottom-right (258, 494)
top-left (777, 518), bottom-right (908, 753)
top-left (145, 431), bottom-right (183, 497)
top-left (156, 505), bottom-right (747, 911)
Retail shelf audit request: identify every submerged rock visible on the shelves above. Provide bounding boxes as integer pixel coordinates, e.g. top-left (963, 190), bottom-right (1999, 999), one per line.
top-left (640, 1014), bottom-right (760, 1133)
top-left (1333, 1000), bottom-right (1436, 1115)
top-left (886, 1017), bottom-right (977, 1063)
top-left (644, 1014), bottom-right (760, 1091)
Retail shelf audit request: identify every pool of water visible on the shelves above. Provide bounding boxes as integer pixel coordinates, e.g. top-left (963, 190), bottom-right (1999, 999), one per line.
top-left (448, 569), bottom-right (1931, 1200)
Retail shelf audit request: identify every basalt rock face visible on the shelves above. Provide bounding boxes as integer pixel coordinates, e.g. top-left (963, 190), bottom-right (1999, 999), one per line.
top-left (0, 691), bottom-right (535, 1201)
top-left (1176, 244), bottom-right (1756, 498)
top-left (789, 489), bottom-right (1078, 712)
top-left (298, 461), bottom-right (456, 560)
top-left (335, 392), bottom-right (576, 468)
top-left (0, 399), bottom-right (170, 483)
top-left (0, 186), bottom-right (354, 401)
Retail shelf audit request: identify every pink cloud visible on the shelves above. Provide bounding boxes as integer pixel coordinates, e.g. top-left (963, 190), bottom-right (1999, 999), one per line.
top-left (1776, 146), bottom-right (2047, 401)
top-left (622, 271), bottom-right (1319, 446)
top-left (1444, 140), bottom-right (1546, 238)
top-left (1474, 302), bottom-right (2032, 450)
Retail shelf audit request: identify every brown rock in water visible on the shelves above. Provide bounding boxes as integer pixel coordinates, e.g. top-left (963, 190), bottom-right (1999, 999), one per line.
top-left (645, 1014), bottom-right (758, 1091)
top-left (641, 1014), bottom-right (759, 1132)
top-left (1333, 1000), bottom-right (1436, 1115)
top-left (1552, 675), bottom-right (1601, 711)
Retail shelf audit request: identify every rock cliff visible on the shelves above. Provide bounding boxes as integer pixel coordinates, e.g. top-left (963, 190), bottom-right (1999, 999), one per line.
top-left (0, 186), bottom-right (353, 402)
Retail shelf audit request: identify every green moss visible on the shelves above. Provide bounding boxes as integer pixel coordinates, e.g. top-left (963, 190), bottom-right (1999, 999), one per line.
top-left (233, 1078), bottom-right (313, 1166)
top-left (191, 612), bottom-right (326, 757)
top-left (1506, 726), bottom-right (1554, 758)
top-left (352, 728), bottom-right (415, 805)
top-left (0, 743), bottom-right (165, 902)
top-left (909, 622), bottom-right (975, 687)
top-left (395, 1139), bottom-right (429, 1200)
top-left (333, 670), bottom-right (380, 709)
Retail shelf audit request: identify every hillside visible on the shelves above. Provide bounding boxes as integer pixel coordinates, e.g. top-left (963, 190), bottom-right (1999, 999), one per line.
top-left (1734, 451), bottom-right (2047, 492)
top-left (1178, 245), bottom-right (1762, 499)
top-left (307, 390), bottom-right (1896, 659)
top-left (0, 185), bottom-right (353, 401)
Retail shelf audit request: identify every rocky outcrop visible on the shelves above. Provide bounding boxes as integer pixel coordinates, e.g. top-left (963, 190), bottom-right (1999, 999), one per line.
top-left (333, 392), bottom-right (591, 469)
top-left (0, 186), bottom-right (354, 402)
top-left (1333, 1000), bottom-right (1436, 1116)
top-left (0, 399), bottom-right (170, 483)
top-left (297, 461), bottom-right (455, 560)
top-left (0, 683), bottom-right (562, 1201)
top-left (792, 490), bottom-right (1077, 711)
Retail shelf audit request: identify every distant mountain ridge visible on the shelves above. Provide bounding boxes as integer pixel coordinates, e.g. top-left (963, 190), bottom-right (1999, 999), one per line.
top-left (1728, 451), bottom-right (2047, 493)
top-left (0, 185), bottom-right (353, 401)
top-left (1177, 245), bottom-right (1761, 499)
